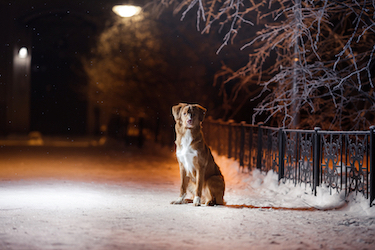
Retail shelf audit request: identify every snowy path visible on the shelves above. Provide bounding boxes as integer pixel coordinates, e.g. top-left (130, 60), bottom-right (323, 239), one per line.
top-left (0, 142), bottom-right (375, 250)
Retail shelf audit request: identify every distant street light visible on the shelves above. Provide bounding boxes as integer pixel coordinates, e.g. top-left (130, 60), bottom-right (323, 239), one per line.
top-left (112, 5), bottom-right (142, 17)
top-left (11, 45), bottom-right (31, 132)
top-left (18, 47), bottom-right (28, 59)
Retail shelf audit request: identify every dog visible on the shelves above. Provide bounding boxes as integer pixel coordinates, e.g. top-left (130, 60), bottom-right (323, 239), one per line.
top-left (171, 103), bottom-right (225, 206)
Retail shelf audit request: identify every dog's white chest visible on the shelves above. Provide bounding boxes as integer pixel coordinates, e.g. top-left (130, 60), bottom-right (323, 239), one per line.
top-left (176, 130), bottom-right (197, 175)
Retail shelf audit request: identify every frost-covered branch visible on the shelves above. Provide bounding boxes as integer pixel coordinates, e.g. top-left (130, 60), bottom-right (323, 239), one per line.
top-left (151, 0), bottom-right (375, 129)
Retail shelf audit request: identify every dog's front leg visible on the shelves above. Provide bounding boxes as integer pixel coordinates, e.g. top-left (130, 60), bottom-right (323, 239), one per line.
top-left (193, 169), bottom-right (204, 206)
top-left (171, 166), bottom-right (189, 204)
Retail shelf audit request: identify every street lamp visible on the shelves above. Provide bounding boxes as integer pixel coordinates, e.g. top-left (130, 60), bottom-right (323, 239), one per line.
top-left (112, 5), bottom-right (142, 17)
top-left (18, 47), bottom-right (28, 59)
top-left (10, 45), bottom-right (31, 132)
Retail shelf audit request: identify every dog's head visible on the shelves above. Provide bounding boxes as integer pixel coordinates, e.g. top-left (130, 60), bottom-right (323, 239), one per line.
top-left (172, 103), bottom-right (207, 129)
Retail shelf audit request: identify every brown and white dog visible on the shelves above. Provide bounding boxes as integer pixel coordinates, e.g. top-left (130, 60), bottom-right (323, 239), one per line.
top-left (171, 103), bottom-right (225, 206)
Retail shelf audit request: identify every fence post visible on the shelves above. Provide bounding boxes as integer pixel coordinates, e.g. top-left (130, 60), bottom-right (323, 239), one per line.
top-left (205, 117), bottom-right (212, 146)
top-left (313, 127), bottom-right (321, 196)
top-left (278, 128), bottom-right (285, 181)
top-left (138, 117), bottom-right (144, 148)
top-left (249, 126), bottom-right (253, 171)
top-left (239, 121), bottom-right (246, 168)
top-left (228, 121), bottom-right (233, 159)
top-left (154, 117), bottom-right (160, 143)
top-left (257, 122), bottom-right (264, 170)
top-left (217, 119), bottom-right (223, 155)
top-left (370, 125), bottom-right (375, 206)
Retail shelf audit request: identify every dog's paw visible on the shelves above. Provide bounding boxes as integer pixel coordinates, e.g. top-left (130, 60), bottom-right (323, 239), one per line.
top-left (193, 196), bottom-right (201, 206)
top-left (206, 200), bottom-right (216, 206)
top-left (171, 197), bottom-right (187, 205)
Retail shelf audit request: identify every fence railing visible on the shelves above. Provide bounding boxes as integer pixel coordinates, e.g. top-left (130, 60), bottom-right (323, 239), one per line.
top-left (203, 118), bottom-right (375, 207)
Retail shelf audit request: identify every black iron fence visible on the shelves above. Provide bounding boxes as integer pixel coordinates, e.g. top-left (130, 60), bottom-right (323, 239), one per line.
top-left (203, 118), bottom-right (375, 206)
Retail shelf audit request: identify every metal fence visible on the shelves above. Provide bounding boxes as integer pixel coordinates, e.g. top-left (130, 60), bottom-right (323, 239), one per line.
top-left (203, 118), bottom-right (375, 206)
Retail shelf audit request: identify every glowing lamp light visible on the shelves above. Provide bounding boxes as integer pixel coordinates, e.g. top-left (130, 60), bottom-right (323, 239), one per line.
top-left (112, 5), bottom-right (142, 17)
top-left (18, 47), bottom-right (28, 58)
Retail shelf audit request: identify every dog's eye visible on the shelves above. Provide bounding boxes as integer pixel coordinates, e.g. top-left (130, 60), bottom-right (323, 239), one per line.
top-left (183, 113), bottom-right (187, 116)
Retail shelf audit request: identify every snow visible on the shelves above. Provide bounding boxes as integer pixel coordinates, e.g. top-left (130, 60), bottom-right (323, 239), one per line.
top-left (1, 140), bottom-right (375, 249)
top-left (215, 153), bottom-right (375, 213)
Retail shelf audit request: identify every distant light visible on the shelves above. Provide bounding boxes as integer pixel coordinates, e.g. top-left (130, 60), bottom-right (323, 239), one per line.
top-left (112, 5), bottom-right (142, 17)
top-left (18, 47), bottom-right (28, 58)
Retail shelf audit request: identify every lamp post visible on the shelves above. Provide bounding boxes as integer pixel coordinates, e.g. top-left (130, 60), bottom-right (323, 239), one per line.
top-left (87, 4), bottom-right (142, 135)
top-left (9, 45), bottom-right (31, 133)
top-left (292, 0), bottom-right (301, 129)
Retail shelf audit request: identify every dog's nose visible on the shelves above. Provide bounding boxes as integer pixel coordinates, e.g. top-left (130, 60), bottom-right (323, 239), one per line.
top-left (187, 119), bottom-right (193, 125)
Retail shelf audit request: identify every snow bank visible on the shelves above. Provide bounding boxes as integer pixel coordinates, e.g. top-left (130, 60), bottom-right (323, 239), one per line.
top-left (213, 152), bottom-right (375, 215)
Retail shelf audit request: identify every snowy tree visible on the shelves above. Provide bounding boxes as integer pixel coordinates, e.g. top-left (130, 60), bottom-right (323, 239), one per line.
top-left (83, 12), bottom-right (228, 141)
top-left (151, 0), bottom-right (375, 129)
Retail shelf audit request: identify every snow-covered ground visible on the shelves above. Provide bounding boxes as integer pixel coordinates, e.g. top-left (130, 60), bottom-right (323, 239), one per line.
top-left (0, 140), bottom-right (375, 250)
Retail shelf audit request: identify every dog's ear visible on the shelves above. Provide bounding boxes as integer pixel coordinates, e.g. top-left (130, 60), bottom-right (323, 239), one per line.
top-left (193, 104), bottom-right (207, 122)
top-left (172, 103), bottom-right (187, 122)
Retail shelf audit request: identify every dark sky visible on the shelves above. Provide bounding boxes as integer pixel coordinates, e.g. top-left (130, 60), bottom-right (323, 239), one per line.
top-left (0, 0), bottom-right (249, 136)
top-left (0, 0), bottom-right (149, 135)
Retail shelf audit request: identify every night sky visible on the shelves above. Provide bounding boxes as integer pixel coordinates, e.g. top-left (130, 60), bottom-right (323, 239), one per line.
top-left (0, 1), bottom-right (124, 135)
top-left (0, 0), bottom-right (249, 137)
